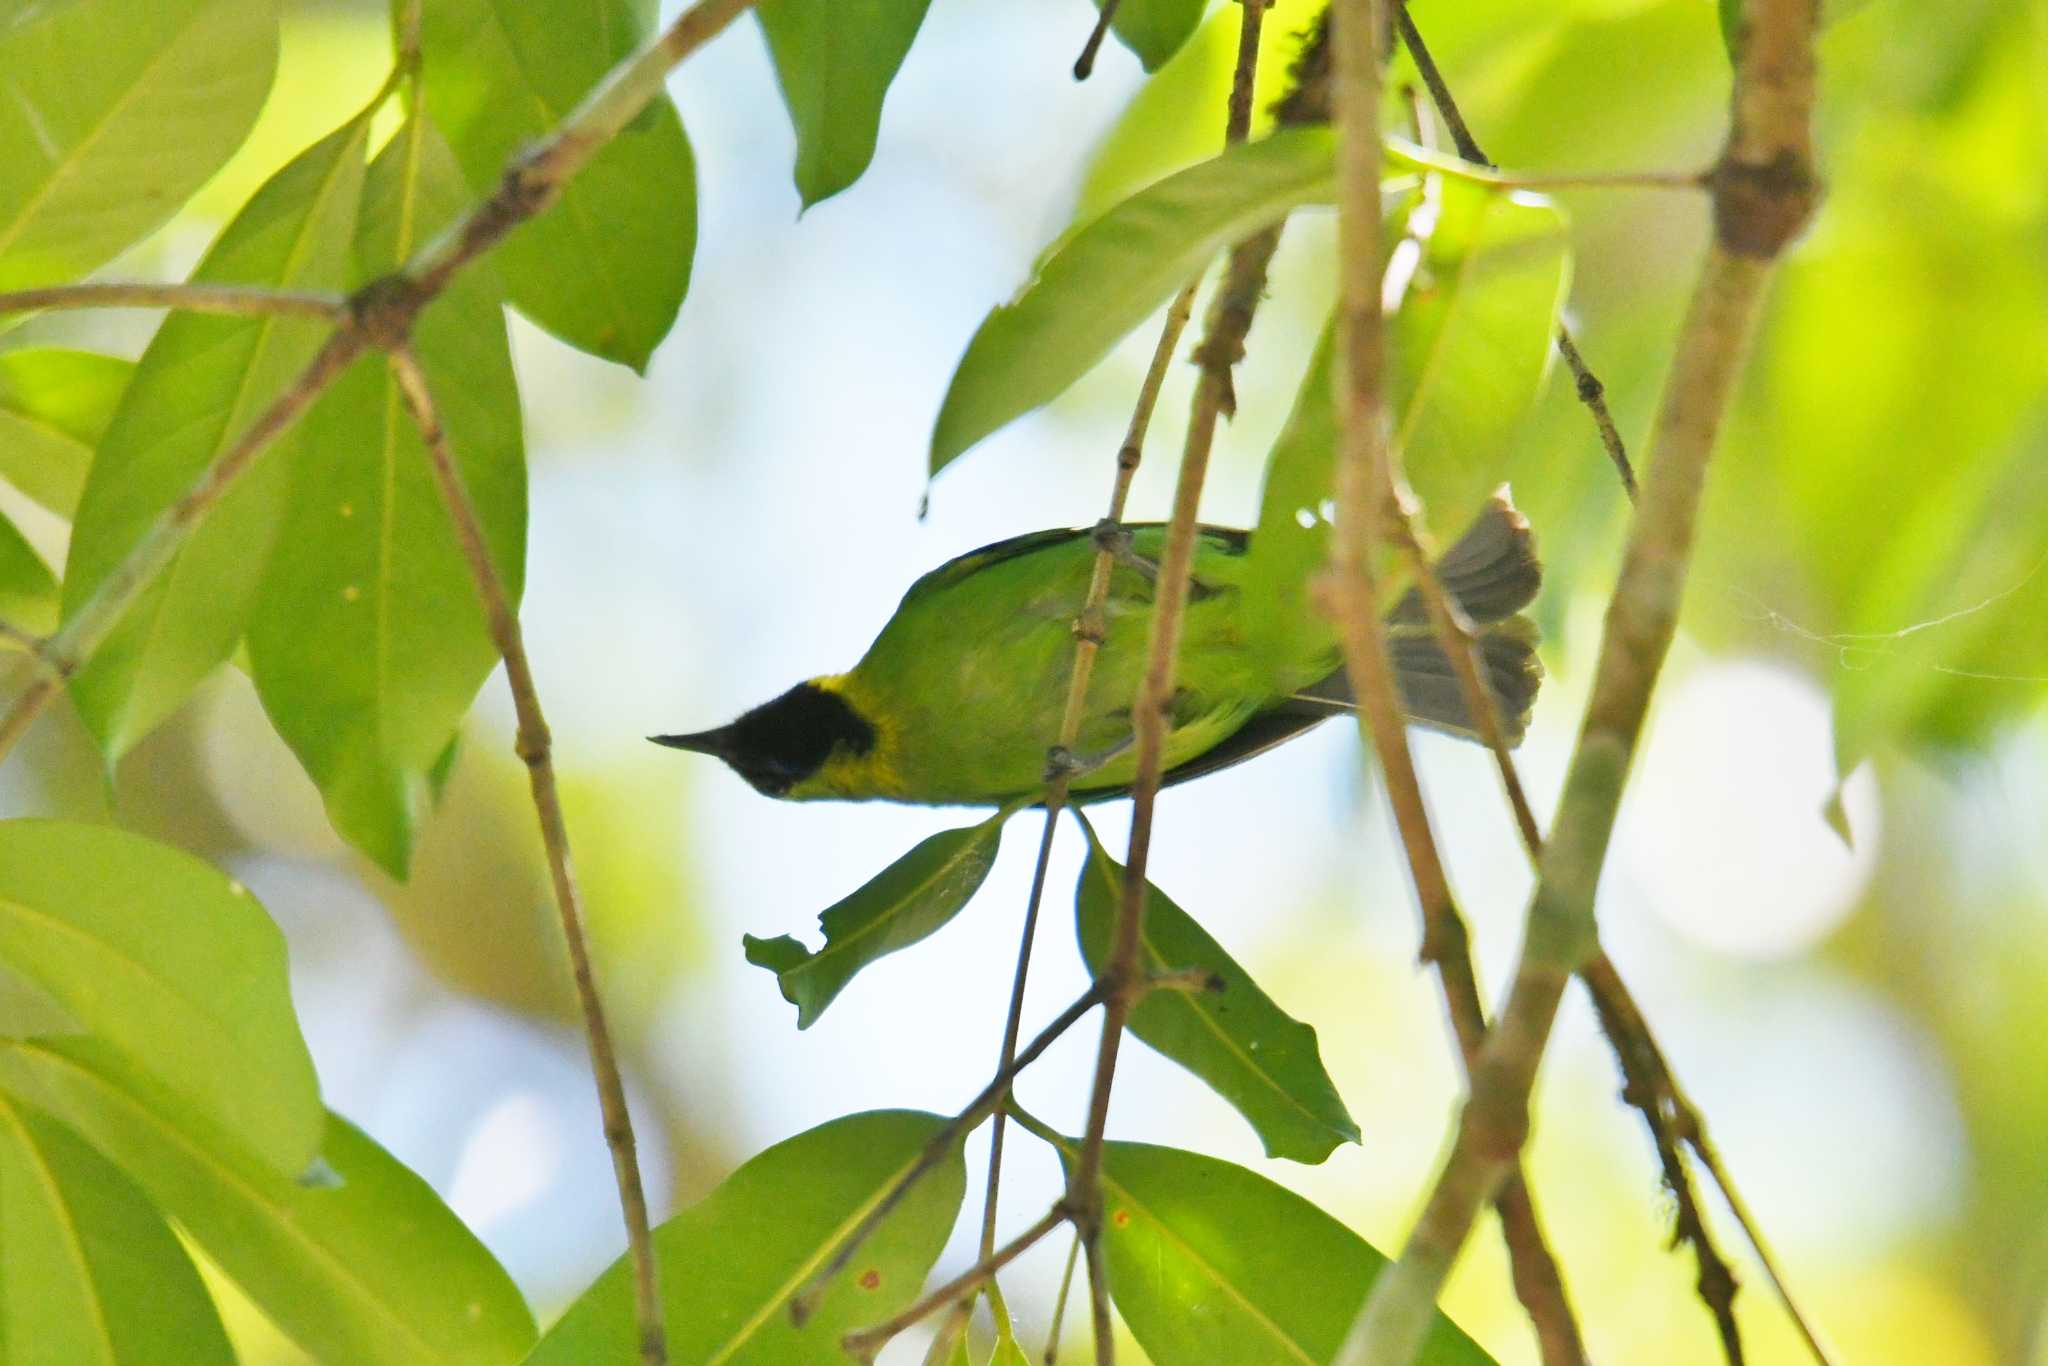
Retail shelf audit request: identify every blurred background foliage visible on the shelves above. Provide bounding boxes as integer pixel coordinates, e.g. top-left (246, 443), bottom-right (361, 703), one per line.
top-left (3, 0), bottom-right (2046, 1361)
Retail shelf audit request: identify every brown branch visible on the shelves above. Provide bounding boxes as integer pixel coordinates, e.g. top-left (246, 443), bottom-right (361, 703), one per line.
top-left (1073, 0), bottom-right (1125, 79)
top-left (1394, 2), bottom-right (1640, 500)
top-left (1339, 0), bottom-right (1820, 1359)
top-left (1043, 1230), bottom-right (1082, 1364)
top-left (0, 5), bottom-right (760, 1362)
top-left (842, 1205), bottom-right (1067, 1361)
top-left (0, 281), bottom-right (348, 321)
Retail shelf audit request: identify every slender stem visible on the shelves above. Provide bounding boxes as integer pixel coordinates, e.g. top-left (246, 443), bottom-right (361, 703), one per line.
top-left (1394, 2), bottom-right (1640, 500)
top-left (842, 1206), bottom-right (1068, 1360)
top-left (1383, 139), bottom-right (1708, 194)
top-left (790, 982), bottom-right (1110, 1324)
top-left (392, 348), bottom-right (664, 1365)
top-left (1043, 1230), bottom-right (1082, 1364)
top-left (1073, 0), bottom-right (1125, 79)
top-left (1338, 1), bottom-right (1820, 1358)
top-left (0, 281), bottom-right (347, 321)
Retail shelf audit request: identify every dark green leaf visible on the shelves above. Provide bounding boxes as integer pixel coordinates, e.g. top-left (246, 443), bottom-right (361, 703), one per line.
top-left (1074, 817), bottom-right (1357, 1163)
top-left (0, 820), bottom-right (321, 1175)
top-left (0, 0), bottom-right (278, 289)
top-left (929, 127), bottom-right (1336, 476)
top-left (414, 0), bottom-right (695, 370)
top-left (1026, 1126), bottom-right (1495, 1365)
top-left (744, 810), bottom-right (1009, 1028)
top-left (1097, 0), bottom-right (1207, 72)
top-left (61, 117), bottom-right (369, 761)
top-left (0, 1097), bottom-right (233, 1365)
top-left (0, 1040), bottom-right (536, 1366)
top-left (248, 114), bottom-right (524, 879)
top-left (758, 0), bottom-right (933, 207)
top-left (0, 511), bottom-right (57, 637)
top-left (0, 349), bottom-right (133, 518)
top-left (528, 1109), bottom-right (967, 1364)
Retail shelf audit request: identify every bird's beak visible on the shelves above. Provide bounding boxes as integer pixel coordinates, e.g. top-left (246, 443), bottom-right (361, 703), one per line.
top-left (649, 726), bottom-right (733, 756)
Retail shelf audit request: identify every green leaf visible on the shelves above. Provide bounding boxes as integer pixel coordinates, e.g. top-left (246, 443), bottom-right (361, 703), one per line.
top-left (929, 127), bottom-right (1336, 476)
top-left (0, 820), bottom-right (321, 1175)
top-left (414, 0), bottom-right (695, 370)
top-left (744, 810), bottom-right (1009, 1028)
top-left (1027, 1126), bottom-right (1495, 1366)
top-left (528, 1109), bottom-right (967, 1364)
top-left (248, 114), bottom-right (524, 879)
top-left (1074, 817), bottom-right (1357, 1163)
top-left (1097, 0), bottom-right (1208, 73)
top-left (61, 117), bottom-right (369, 761)
top-left (1243, 180), bottom-right (1565, 685)
top-left (0, 349), bottom-right (133, 518)
top-left (0, 1097), bottom-right (233, 1366)
top-left (757, 0), bottom-right (933, 207)
top-left (0, 510), bottom-right (57, 637)
top-left (0, 1039), bottom-right (536, 1366)
top-left (990, 1330), bottom-right (1034, 1365)
top-left (0, 0), bottom-right (278, 289)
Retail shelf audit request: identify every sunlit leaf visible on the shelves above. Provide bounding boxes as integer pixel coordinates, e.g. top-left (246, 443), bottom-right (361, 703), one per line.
top-left (61, 116), bottom-right (368, 761)
top-left (0, 820), bottom-right (321, 1175)
top-left (1242, 179), bottom-right (1564, 684)
top-left (757, 0), bottom-right (932, 207)
top-left (0, 1040), bottom-right (536, 1366)
top-left (248, 114), bottom-right (524, 879)
top-left (0, 0), bottom-right (278, 289)
top-left (414, 0), bottom-right (695, 371)
top-left (0, 1098), bottom-right (233, 1365)
top-left (929, 127), bottom-right (1336, 476)
top-left (0, 349), bottom-right (132, 518)
top-left (744, 809), bottom-right (1009, 1028)
top-left (0, 511), bottom-right (57, 638)
top-left (528, 1110), bottom-right (967, 1364)
top-left (1095, 0), bottom-right (1207, 73)
top-left (1074, 817), bottom-right (1357, 1163)
top-left (1027, 1126), bottom-right (1495, 1365)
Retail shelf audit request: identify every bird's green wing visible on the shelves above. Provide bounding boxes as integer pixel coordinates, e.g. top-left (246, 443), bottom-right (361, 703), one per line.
top-left (897, 524), bottom-right (1249, 609)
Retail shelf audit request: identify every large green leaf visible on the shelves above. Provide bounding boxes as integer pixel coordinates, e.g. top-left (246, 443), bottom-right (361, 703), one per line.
top-left (0, 820), bottom-right (320, 1176)
top-left (1074, 818), bottom-right (1357, 1163)
top-left (0, 0), bottom-right (278, 289)
top-left (0, 511), bottom-right (57, 637)
top-left (0, 1039), bottom-right (536, 1366)
top-left (744, 809), bottom-right (1009, 1028)
top-left (757, 0), bottom-right (932, 208)
top-left (929, 127), bottom-right (1337, 476)
top-left (61, 117), bottom-right (368, 761)
top-left (528, 1109), bottom-right (967, 1364)
top-left (248, 114), bottom-right (525, 879)
top-left (0, 1097), bottom-right (233, 1366)
top-left (413, 0), bottom-right (695, 371)
top-left (1025, 1125), bottom-right (1495, 1366)
top-left (1242, 179), bottom-right (1565, 685)
top-left (0, 349), bottom-right (133, 519)
top-left (1094, 0), bottom-right (1208, 73)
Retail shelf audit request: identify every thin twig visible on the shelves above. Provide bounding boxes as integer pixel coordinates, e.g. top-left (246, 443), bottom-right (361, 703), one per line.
top-left (1073, 0), bottom-right (1125, 79)
top-left (0, 621), bottom-right (65, 678)
top-left (1338, 0), bottom-right (1820, 1358)
top-left (1068, 8), bottom-right (1273, 1360)
top-left (0, 282), bottom-right (347, 321)
top-left (1043, 1230), bottom-right (1082, 1364)
top-left (392, 348), bottom-right (662, 1365)
top-left (1394, 2), bottom-right (1640, 500)
top-left (1316, 4), bottom-right (1587, 1362)
top-left (791, 982), bottom-right (1110, 1325)
top-left (843, 1205), bottom-right (1068, 1360)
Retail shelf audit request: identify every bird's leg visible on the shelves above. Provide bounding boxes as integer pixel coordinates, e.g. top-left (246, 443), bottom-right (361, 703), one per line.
top-left (1045, 733), bottom-right (1136, 783)
top-left (1091, 518), bottom-right (1159, 583)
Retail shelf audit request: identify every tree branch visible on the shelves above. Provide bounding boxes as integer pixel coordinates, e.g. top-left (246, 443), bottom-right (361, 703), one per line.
top-left (842, 1204), bottom-right (1067, 1361)
top-left (1338, 1), bottom-right (1820, 1359)
top-left (0, 281), bottom-right (347, 321)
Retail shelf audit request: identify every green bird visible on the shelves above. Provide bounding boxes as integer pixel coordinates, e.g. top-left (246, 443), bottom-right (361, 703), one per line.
top-left (653, 493), bottom-right (1542, 804)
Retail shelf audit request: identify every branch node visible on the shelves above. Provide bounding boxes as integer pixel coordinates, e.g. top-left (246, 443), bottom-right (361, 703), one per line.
top-left (1710, 148), bottom-right (1820, 258)
top-left (348, 273), bottom-right (427, 351)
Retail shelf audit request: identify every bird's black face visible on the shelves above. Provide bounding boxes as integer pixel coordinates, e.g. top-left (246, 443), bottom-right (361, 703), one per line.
top-left (652, 682), bottom-right (876, 797)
